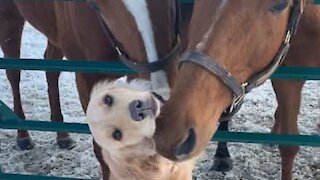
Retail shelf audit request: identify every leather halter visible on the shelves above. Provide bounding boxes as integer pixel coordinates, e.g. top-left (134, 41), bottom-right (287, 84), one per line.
top-left (88, 0), bottom-right (182, 73)
top-left (179, 0), bottom-right (303, 121)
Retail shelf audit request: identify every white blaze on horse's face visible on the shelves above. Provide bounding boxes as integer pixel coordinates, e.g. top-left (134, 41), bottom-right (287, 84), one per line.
top-left (121, 0), bottom-right (170, 91)
top-left (86, 79), bottom-right (162, 155)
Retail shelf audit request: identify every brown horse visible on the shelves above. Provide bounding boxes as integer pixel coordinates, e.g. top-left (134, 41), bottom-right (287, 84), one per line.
top-left (0, 0), bottom-right (181, 150)
top-left (0, 0), bottom-right (192, 179)
top-left (155, 0), bottom-right (320, 180)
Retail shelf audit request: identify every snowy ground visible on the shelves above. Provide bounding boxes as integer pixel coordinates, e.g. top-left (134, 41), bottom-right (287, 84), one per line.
top-left (0, 23), bottom-right (319, 180)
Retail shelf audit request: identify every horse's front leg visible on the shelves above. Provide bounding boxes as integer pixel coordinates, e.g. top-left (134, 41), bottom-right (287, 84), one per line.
top-left (0, 2), bottom-right (34, 150)
top-left (45, 42), bottom-right (76, 149)
top-left (212, 120), bottom-right (233, 172)
top-left (271, 80), bottom-right (304, 180)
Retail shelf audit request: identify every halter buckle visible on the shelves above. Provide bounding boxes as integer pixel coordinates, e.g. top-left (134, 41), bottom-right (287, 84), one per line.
top-left (228, 82), bottom-right (247, 113)
top-left (284, 31), bottom-right (292, 44)
top-left (176, 34), bottom-right (181, 43)
top-left (115, 46), bottom-right (123, 56)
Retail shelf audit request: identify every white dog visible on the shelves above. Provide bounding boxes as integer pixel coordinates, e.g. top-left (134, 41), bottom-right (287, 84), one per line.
top-left (86, 77), bottom-right (196, 180)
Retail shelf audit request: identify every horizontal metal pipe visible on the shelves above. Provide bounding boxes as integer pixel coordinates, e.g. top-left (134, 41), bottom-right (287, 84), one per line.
top-left (1, 59), bottom-right (320, 80)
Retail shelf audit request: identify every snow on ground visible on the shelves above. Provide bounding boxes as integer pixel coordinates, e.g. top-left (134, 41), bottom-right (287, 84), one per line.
top-left (0, 23), bottom-right (319, 179)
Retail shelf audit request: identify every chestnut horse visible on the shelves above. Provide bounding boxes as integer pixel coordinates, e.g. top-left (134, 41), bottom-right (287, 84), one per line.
top-left (0, 0), bottom-right (194, 179)
top-left (155, 0), bottom-right (320, 180)
top-left (0, 0), bottom-right (181, 150)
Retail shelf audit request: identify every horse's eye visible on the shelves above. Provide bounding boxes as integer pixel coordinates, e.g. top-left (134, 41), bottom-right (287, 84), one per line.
top-left (269, 0), bottom-right (289, 13)
top-left (112, 129), bottom-right (122, 141)
top-left (104, 95), bottom-right (113, 106)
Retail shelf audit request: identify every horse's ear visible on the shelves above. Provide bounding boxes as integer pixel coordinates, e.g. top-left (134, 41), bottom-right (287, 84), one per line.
top-left (269, 0), bottom-right (289, 13)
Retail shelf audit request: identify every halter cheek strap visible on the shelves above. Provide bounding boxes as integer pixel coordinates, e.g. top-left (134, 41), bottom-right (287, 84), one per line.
top-left (180, 51), bottom-right (246, 103)
top-left (119, 42), bottom-right (181, 73)
top-left (88, 0), bottom-right (182, 73)
top-left (179, 0), bottom-right (303, 121)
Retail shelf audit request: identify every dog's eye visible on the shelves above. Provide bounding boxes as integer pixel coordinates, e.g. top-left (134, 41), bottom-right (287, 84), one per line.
top-left (112, 129), bottom-right (122, 141)
top-left (104, 95), bottom-right (113, 106)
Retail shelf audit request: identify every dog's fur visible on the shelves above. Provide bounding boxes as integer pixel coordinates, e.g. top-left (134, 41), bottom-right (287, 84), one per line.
top-left (86, 78), bottom-right (196, 180)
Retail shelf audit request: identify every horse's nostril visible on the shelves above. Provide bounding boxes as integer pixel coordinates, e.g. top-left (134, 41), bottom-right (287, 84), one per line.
top-left (174, 128), bottom-right (196, 160)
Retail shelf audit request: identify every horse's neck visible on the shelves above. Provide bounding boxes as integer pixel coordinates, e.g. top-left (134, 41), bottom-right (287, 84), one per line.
top-left (101, 149), bottom-right (175, 180)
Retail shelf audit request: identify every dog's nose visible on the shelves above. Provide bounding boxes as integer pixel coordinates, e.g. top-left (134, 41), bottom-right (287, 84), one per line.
top-left (129, 99), bottom-right (156, 121)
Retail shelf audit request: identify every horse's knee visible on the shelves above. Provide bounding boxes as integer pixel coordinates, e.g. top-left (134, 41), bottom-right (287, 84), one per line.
top-left (6, 70), bottom-right (21, 84)
top-left (1, 24), bottom-right (24, 57)
top-left (279, 145), bottom-right (299, 158)
top-left (46, 72), bottom-right (60, 82)
top-left (272, 109), bottom-right (282, 134)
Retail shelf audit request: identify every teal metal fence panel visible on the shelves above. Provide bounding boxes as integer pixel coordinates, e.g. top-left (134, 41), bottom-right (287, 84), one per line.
top-left (2, 59), bottom-right (320, 80)
top-left (1, 100), bottom-right (320, 147)
top-left (0, 173), bottom-right (89, 180)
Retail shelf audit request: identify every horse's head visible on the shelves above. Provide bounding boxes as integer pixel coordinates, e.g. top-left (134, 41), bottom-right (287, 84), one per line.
top-left (86, 78), bottom-right (163, 157)
top-left (154, 0), bottom-right (303, 161)
top-left (88, 0), bottom-right (180, 88)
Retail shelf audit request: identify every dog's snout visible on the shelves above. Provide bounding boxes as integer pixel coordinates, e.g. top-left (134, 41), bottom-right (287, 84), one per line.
top-left (129, 99), bottom-right (156, 121)
top-left (174, 128), bottom-right (197, 160)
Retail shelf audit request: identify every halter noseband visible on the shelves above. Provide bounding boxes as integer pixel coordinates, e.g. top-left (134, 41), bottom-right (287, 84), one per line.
top-left (179, 0), bottom-right (303, 121)
top-left (88, 0), bottom-right (182, 73)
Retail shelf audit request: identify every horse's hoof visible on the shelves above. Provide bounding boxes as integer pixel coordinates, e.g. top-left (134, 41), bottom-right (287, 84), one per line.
top-left (17, 137), bottom-right (35, 150)
top-left (57, 137), bottom-right (76, 150)
top-left (211, 157), bottom-right (233, 172)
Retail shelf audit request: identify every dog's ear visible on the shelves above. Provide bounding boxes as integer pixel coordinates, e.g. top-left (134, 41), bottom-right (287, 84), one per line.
top-left (115, 76), bottom-right (128, 83)
top-left (152, 92), bottom-right (166, 104)
top-left (152, 87), bottom-right (170, 101)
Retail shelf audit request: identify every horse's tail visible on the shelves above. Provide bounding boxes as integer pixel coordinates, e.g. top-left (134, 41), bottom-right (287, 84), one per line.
top-left (0, 2), bottom-right (25, 56)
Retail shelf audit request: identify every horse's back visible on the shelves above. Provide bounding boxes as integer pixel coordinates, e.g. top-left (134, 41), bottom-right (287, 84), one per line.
top-left (11, 2), bottom-right (116, 60)
top-left (54, 3), bottom-right (116, 60)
